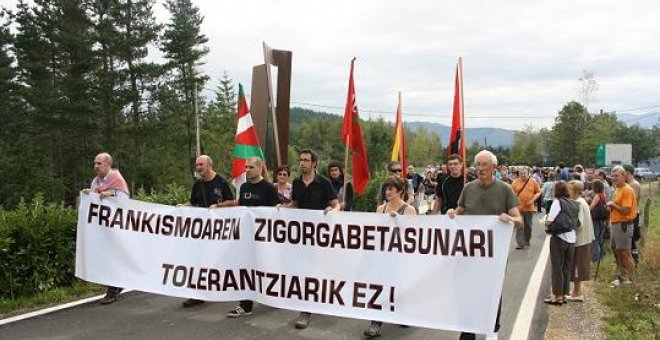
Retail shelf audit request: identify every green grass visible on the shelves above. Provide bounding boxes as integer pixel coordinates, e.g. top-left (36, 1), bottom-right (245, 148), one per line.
top-left (594, 192), bottom-right (660, 340)
top-left (0, 281), bottom-right (104, 318)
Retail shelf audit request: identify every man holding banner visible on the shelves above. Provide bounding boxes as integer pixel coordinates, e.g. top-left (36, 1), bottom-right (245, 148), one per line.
top-left (285, 148), bottom-right (340, 329)
top-left (227, 156), bottom-right (279, 318)
top-left (76, 152), bottom-right (515, 335)
top-left (81, 152), bottom-right (130, 305)
top-left (179, 155), bottom-right (236, 307)
top-left (447, 150), bottom-right (521, 340)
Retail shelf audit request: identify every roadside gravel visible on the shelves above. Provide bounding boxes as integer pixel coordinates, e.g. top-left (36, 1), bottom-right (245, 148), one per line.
top-left (543, 281), bottom-right (605, 340)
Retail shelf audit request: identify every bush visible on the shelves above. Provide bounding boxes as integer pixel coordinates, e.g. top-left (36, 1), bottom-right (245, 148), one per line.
top-left (0, 194), bottom-right (77, 299)
top-left (352, 171), bottom-right (387, 212)
top-left (133, 183), bottom-right (190, 205)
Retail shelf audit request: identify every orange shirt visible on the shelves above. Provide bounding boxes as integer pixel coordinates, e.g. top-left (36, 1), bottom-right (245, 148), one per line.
top-left (511, 178), bottom-right (540, 212)
top-left (610, 184), bottom-right (637, 223)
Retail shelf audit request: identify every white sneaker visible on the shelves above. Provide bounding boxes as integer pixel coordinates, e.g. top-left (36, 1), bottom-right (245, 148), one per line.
top-left (485, 333), bottom-right (498, 340)
top-left (623, 279), bottom-right (632, 285)
top-left (610, 279), bottom-right (621, 287)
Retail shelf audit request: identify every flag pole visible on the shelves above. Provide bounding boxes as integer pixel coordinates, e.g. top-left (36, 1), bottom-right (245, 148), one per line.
top-left (342, 134), bottom-right (350, 210)
top-left (459, 57), bottom-right (467, 184)
top-left (341, 57), bottom-right (356, 210)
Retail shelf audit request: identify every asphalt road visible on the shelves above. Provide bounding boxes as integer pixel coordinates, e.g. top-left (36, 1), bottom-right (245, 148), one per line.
top-left (1, 211), bottom-right (553, 340)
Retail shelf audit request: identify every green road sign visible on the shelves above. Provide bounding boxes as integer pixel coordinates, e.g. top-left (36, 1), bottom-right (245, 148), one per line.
top-left (596, 144), bottom-right (606, 167)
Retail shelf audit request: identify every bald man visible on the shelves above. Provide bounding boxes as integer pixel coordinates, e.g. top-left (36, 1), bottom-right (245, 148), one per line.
top-left (227, 156), bottom-right (279, 318)
top-left (179, 155), bottom-right (235, 307)
top-left (81, 152), bottom-right (130, 305)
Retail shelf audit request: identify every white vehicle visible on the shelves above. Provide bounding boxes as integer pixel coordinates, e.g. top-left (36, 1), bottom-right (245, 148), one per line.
top-left (634, 167), bottom-right (658, 181)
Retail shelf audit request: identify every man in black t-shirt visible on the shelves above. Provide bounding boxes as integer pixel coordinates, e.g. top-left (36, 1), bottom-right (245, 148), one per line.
top-left (185, 155), bottom-right (236, 209)
top-left (288, 149), bottom-right (339, 212)
top-left (433, 154), bottom-right (465, 214)
top-left (178, 155), bottom-right (236, 307)
top-left (227, 156), bottom-right (278, 318)
top-left (237, 158), bottom-right (279, 207)
top-left (286, 149), bottom-right (339, 329)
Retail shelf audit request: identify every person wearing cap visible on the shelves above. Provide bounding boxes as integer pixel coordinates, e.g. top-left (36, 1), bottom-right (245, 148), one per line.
top-left (622, 164), bottom-right (641, 264)
top-left (573, 165), bottom-right (587, 182)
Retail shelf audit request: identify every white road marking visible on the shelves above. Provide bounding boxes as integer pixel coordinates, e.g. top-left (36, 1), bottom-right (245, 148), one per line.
top-left (509, 235), bottom-right (551, 340)
top-left (0, 290), bottom-right (132, 326)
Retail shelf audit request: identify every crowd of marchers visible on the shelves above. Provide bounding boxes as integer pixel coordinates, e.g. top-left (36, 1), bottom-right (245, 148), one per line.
top-left (79, 150), bottom-right (642, 340)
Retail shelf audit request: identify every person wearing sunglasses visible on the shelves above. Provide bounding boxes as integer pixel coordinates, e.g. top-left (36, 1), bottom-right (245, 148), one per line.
top-left (274, 165), bottom-right (292, 204)
top-left (377, 161), bottom-right (414, 208)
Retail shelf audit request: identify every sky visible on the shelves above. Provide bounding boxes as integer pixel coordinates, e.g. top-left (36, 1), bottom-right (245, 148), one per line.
top-left (8, 0), bottom-right (660, 129)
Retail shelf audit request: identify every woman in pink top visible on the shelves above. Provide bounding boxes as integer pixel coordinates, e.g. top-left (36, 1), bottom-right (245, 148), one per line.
top-left (275, 165), bottom-right (292, 204)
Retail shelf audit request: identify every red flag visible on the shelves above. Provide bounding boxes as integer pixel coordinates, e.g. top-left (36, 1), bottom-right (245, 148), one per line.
top-left (448, 59), bottom-right (464, 160)
top-left (391, 92), bottom-right (407, 179)
top-left (341, 58), bottom-right (370, 194)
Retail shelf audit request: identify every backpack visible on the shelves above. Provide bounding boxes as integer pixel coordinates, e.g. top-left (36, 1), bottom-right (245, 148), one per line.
top-left (412, 173), bottom-right (423, 193)
top-left (591, 193), bottom-right (610, 221)
top-left (547, 198), bottom-right (580, 235)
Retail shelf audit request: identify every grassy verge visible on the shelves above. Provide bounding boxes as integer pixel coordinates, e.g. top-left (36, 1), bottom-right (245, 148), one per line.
top-left (0, 281), bottom-right (104, 319)
top-left (594, 190), bottom-right (660, 339)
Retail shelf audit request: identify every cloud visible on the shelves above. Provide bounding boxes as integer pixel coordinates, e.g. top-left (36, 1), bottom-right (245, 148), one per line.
top-left (123, 1), bottom-right (660, 129)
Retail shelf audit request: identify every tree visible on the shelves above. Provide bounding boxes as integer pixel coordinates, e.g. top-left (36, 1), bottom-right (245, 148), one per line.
top-left (202, 72), bottom-right (238, 174)
top-left (408, 126), bottom-right (442, 167)
top-left (549, 101), bottom-right (590, 165)
top-left (0, 9), bottom-right (20, 139)
top-left (91, 0), bottom-right (164, 191)
top-left (576, 111), bottom-right (622, 166)
top-left (294, 116), bottom-right (343, 167)
top-left (113, 0), bottom-right (162, 121)
top-left (363, 118), bottom-right (394, 174)
top-left (160, 0), bottom-right (210, 177)
top-left (14, 0), bottom-right (100, 202)
top-left (0, 10), bottom-right (64, 206)
top-left (466, 141), bottom-right (483, 165)
top-left (615, 123), bottom-right (659, 165)
top-left (510, 125), bottom-right (543, 165)
top-left (578, 69), bottom-right (598, 112)
top-left (210, 71), bottom-right (236, 117)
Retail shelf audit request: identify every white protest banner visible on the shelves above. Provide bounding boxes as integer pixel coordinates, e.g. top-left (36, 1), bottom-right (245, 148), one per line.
top-left (76, 194), bottom-right (512, 334)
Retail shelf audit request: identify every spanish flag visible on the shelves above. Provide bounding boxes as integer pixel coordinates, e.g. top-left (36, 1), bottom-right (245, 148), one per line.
top-left (391, 92), bottom-right (407, 178)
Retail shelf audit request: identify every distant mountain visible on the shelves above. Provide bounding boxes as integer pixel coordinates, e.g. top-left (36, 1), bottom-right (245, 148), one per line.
top-left (290, 107), bottom-right (517, 147)
top-left (406, 122), bottom-right (516, 148)
top-left (289, 107), bottom-right (658, 148)
top-left (616, 111), bottom-right (659, 127)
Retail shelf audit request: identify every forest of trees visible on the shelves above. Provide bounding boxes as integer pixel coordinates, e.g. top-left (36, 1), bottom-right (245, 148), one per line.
top-left (0, 1), bottom-right (658, 208)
